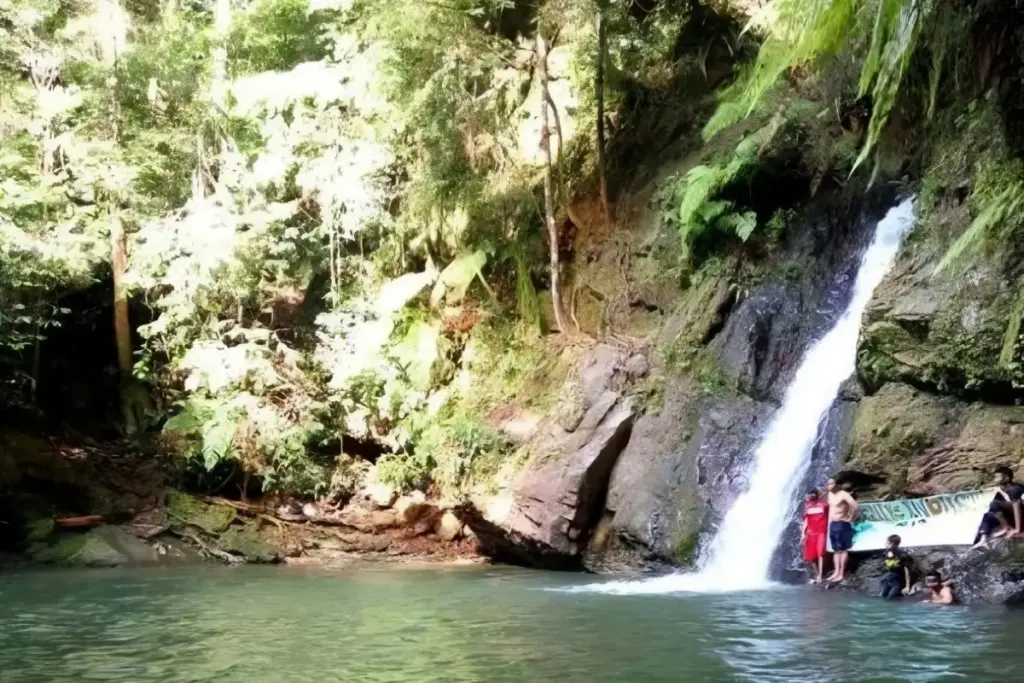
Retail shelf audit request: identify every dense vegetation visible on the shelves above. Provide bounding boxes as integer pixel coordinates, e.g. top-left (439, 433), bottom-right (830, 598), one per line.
top-left (2, 0), bottom-right (1023, 503)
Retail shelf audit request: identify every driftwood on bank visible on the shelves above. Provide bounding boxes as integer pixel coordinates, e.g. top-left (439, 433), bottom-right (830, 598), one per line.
top-left (171, 527), bottom-right (244, 564)
top-left (55, 515), bottom-right (104, 528)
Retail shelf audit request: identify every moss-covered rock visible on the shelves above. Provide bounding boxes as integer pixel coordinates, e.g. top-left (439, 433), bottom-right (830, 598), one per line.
top-left (673, 531), bottom-right (700, 566)
top-left (859, 104), bottom-right (1024, 396)
top-left (844, 383), bottom-right (1024, 497)
top-left (217, 524), bottom-right (281, 563)
top-left (844, 384), bottom-right (960, 497)
top-left (24, 517), bottom-right (55, 543)
top-left (29, 533), bottom-right (88, 565)
top-left (166, 490), bottom-right (236, 534)
top-left (28, 526), bottom-right (160, 567)
top-left (860, 250), bottom-right (1016, 394)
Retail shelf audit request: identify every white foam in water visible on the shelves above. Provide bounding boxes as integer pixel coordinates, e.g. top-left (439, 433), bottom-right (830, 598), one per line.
top-left (565, 199), bottom-right (915, 596)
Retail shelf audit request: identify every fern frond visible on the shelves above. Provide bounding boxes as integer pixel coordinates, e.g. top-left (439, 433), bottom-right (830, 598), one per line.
top-left (679, 165), bottom-right (726, 229)
top-left (1000, 287), bottom-right (1024, 368)
top-left (719, 211), bottom-right (759, 241)
top-left (853, 0), bottom-right (926, 172)
top-left (935, 185), bottom-right (1023, 275)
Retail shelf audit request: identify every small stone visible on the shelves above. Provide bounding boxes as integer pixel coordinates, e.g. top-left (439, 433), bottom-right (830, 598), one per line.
top-left (434, 511), bottom-right (462, 541)
top-left (301, 503), bottom-right (321, 521)
top-left (363, 482), bottom-right (397, 509)
top-left (276, 503), bottom-right (306, 523)
top-left (624, 354), bottom-right (649, 379)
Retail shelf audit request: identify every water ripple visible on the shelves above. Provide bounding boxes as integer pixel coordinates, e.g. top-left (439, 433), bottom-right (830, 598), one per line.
top-left (1, 567), bottom-right (1023, 682)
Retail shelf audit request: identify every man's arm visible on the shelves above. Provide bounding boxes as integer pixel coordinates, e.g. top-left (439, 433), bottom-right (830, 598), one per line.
top-left (842, 492), bottom-right (859, 519)
top-left (902, 566), bottom-right (912, 594)
top-left (936, 586), bottom-right (955, 605)
top-left (1013, 499), bottom-right (1022, 534)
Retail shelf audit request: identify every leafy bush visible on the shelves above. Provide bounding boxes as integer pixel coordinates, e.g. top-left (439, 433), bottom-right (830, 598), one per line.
top-left (377, 413), bottom-right (512, 495)
top-left (666, 115), bottom-right (791, 263)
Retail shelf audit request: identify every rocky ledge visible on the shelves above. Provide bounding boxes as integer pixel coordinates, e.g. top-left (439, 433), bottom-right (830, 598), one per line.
top-left (842, 542), bottom-right (1024, 605)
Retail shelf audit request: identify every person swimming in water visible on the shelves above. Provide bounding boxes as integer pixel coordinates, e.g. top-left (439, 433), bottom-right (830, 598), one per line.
top-left (922, 570), bottom-right (956, 605)
top-left (825, 477), bottom-right (858, 583)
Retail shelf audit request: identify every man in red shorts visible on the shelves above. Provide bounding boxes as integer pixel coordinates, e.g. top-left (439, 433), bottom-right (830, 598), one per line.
top-left (801, 489), bottom-right (829, 584)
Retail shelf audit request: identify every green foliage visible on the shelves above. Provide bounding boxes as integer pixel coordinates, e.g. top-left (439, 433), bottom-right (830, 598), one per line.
top-left (229, 0), bottom-right (333, 75)
top-left (935, 160), bottom-right (1024, 275)
top-left (162, 389), bottom-right (330, 496)
top-left (164, 396), bottom-right (242, 471)
top-left (705, 0), bottom-right (947, 171)
top-left (378, 412), bottom-right (512, 494)
top-left (667, 116), bottom-right (793, 263)
top-left (633, 374), bottom-right (666, 414)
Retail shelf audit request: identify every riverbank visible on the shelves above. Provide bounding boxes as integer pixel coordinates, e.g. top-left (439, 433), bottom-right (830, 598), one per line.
top-left (0, 417), bottom-right (487, 569)
top-left (3, 486), bottom-right (488, 570)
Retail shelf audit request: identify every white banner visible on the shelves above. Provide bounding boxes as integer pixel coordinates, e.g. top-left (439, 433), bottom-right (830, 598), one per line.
top-left (839, 488), bottom-right (998, 551)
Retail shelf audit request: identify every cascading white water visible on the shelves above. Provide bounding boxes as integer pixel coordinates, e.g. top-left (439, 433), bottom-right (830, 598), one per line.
top-left (565, 198), bottom-right (915, 595)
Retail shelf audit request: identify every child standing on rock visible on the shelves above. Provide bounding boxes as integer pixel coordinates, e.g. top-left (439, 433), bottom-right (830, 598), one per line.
top-left (801, 489), bottom-right (829, 584)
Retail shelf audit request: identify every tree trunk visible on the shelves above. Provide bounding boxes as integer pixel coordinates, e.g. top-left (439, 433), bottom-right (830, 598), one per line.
top-left (536, 33), bottom-right (569, 335)
top-left (211, 0), bottom-right (231, 113)
top-left (111, 213), bottom-right (138, 434)
top-left (97, 0), bottom-right (139, 434)
top-left (596, 4), bottom-right (611, 225)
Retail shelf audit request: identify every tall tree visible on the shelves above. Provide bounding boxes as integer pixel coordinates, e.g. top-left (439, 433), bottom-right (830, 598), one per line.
top-left (96, 0), bottom-right (140, 433)
top-left (211, 0), bottom-right (230, 113)
top-left (536, 32), bottom-right (569, 335)
top-left (595, 1), bottom-right (611, 225)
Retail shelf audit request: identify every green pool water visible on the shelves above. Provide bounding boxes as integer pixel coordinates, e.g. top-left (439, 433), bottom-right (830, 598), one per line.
top-left (0, 564), bottom-right (1019, 682)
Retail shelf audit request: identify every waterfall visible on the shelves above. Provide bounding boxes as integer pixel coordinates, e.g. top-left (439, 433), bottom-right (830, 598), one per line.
top-left (564, 198), bottom-right (915, 595)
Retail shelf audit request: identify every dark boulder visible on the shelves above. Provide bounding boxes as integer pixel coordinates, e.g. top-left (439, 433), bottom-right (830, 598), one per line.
top-left (843, 543), bottom-right (1024, 605)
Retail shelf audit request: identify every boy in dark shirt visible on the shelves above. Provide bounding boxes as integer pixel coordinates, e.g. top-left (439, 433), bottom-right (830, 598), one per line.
top-left (975, 466), bottom-right (1024, 548)
top-left (880, 534), bottom-right (912, 600)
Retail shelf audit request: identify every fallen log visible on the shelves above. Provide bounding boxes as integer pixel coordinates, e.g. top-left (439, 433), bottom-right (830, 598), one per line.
top-left (55, 515), bottom-right (104, 529)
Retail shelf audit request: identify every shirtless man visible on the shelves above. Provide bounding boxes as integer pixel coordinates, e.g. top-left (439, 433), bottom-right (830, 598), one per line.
top-left (825, 478), bottom-right (858, 583)
top-left (922, 570), bottom-right (956, 605)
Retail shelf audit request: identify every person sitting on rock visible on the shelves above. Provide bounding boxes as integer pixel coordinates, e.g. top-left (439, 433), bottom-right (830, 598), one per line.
top-left (974, 467), bottom-right (1024, 548)
top-left (801, 489), bottom-right (829, 584)
top-left (922, 570), bottom-right (956, 605)
top-left (879, 534), bottom-right (912, 600)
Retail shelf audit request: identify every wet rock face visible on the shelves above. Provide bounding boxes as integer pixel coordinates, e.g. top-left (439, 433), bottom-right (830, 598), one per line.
top-left (586, 194), bottom-right (886, 570)
top-left (0, 429), bottom-right (162, 524)
top-left (468, 344), bottom-right (638, 568)
top-left (508, 398), bottom-right (636, 559)
top-left (843, 382), bottom-right (1024, 498)
top-left (858, 197), bottom-right (1021, 398)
